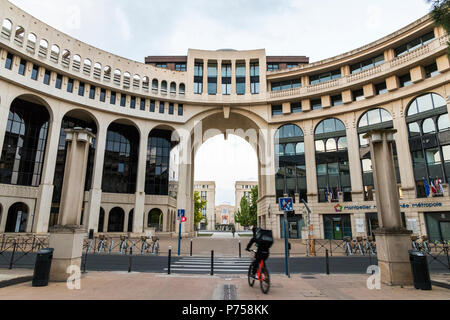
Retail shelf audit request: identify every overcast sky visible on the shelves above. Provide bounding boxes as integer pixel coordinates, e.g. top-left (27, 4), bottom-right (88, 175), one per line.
top-left (9, 0), bottom-right (432, 205)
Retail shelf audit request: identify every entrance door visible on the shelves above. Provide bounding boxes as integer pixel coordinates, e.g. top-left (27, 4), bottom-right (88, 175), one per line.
top-left (289, 221), bottom-right (298, 238)
top-left (333, 221), bottom-right (343, 240)
top-left (440, 221), bottom-right (450, 241)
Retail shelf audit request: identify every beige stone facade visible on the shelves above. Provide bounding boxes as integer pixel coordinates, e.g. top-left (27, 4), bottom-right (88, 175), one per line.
top-left (194, 181), bottom-right (215, 231)
top-left (215, 204), bottom-right (236, 228)
top-left (0, 1), bottom-right (449, 240)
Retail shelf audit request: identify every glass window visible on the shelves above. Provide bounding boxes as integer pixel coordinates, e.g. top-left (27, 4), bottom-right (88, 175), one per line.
top-left (194, 62), bottom-right (203, 94)
top-left (422, 118), bottom-right (436, 134)
top-left (250, 62), bottom-right (260, 94)
top-left (338, 137), bottom-right (348, 150)
top-left (399, 73), bottom-right (412, 87)
top-left (272, 105), bottom-right (282, 116)
top-left (130, 96), bottom-right (136, 109)
top-left (331, 94), bottom-right (343, 106)
top-left (55, 74), bottom-right (62, 89)
top-left (285, 143), bottom-right (295, 156)
top-left (178, 104), bottom-right (183, 116)
top-left (267, 63), bottom-right (279, 71)
top-left (425, 63), bottom-right (439, 78)
top-left (309, 69), bottom-right (341, 85)
top-left (438, 115), bottom-right (450, 132)
top-left (207, 62), bottom-right (217, 95)
top-left (100, 89), bottom-right (106, 102)
top-left (291, 102), bottom-right (302, 113)
top-left (150, 100), bottom-right (155, 112)
top-left (18, 59), bottom-right (26, 75)
top-left (326, 139), bottom-right (337, 152)
top-left (175, 63), bottom-right (186, 71)
top-left (236, 63), bottom-right (246, 95)
top-left (352, 89), bottom-right (364, 101)
top-left (110, 91), bottom-right (116, 105)
top-left (89, 86), bottom-right (96, 99)
top-left (43, 70), bottom-right (51, 85)
top-left (315, 140), bottom-right (325, 152)
top-left (31, 64), bottom-right (38, 80)
top-left (311, 99), bottom-right (322, 110)
top-left (409, 122), bottom-right (421, 137)
top-left (78, 82), bottom-right (85, 96)
top-left (159, 102), bottom-right (164, 114)
top-left (120, 94), bottom-right (126, 107)
top-left (296, 142), bottom-right (304, 155)
top-left (5, 53), bottom-right (13, 70)
top-left (394, 31), bottom-right (435, 56)
top-left (169, 103), bottom-right (174, 115)
top-left (375, 82), bottom-right (387, 95)
top-left (67, 79), bottom-right (74, 93)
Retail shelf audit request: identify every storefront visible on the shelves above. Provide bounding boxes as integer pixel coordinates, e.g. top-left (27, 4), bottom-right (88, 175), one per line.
top-left (365, 212), bottom-right (407, 239)
top-left (323, 214), bottom-right (352, 240)
top-left (280, 214), bottom-right (304, 239)
top-left (425, 212), bottom-right (450, 242)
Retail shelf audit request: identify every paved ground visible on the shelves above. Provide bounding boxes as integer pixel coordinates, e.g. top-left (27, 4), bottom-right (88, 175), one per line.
top-left (0, 271), bottom-right (448, 300)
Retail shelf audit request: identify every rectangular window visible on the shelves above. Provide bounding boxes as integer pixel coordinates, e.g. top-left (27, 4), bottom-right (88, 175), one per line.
top-left (352, 89), bottom-right (364, 101)
top-left (331, 94), bottom-right (343, 106)
top-left (222, 63), bottom-right (231, 95)
top-left (286, 63), bottom-right (298, 69)
top-left (120, 94), bottom-right (126, 107)
top-left (425, 62), bottom-right (439, 78)
top-left (55, 74), bottom-right (63, 89)
top-left (175, 63), bottom-right (186, 71)
top-left (43, 70), bottom-right (51, 85)
top-left (271, 79), bottom-right (301, 91)
top-left (78, 82), bottom-right (85, 96)
top-left (394, 31), bottom-right (435, 57)
top-left (156, 63), bottom-right (167, 68)
top-left (150, 100), bottom-right (155, 112)
top-left (309, 69), bottom-right (341, 85)
top-left (399, 73), bottom-right (412, 87)
top-left (130, 96), bottom-right (136, 109)
top-left (194, 62), bottom-right (203, 94)
top-left (31, 64), bottom-right (38, 80)
top-left (178, 104), bottom-right (183, 116)
top-left (272, 105), bottom-right (282, 116)
top-left (5, 53), bottom-right (13, 70)
top-left (207, 62), bottom-right (217, 95)
top-left (291, 102), bottom-right (302, 113)
top-left (67, 78), bottom-right (74, 93)
top-left (18, 59), bottom-right (26, 75)
top-left (375, 82), bottom-right (387, 95)
top-left (267, 63), bottom-right (279, 72)
top-left (236, 62), bottom-right (246, 95)
top-left (159, 102), bottom-right (165, 113)
top-left (100, 88), bottom-right (106, 102)
top-left (110, 91), bottom-right (116, 105)
top-left (89, 85), bottom-right (96, 99)
top-left (350, 54), bottom-right (385, 74)
top-left (250, 62), bottom-right (260, 94)
top-left (140, 99), bottom-right (146, 111)
top-left (169, 103), bottom-right (174, 114)
top-left (311, 99), bottom-right (322, 110)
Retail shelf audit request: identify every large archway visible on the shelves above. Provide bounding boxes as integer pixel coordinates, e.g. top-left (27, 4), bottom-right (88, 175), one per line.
top-left (5, 202), bottom-right (29, 233)
top-left (148, 208), bottom-right (163, 231)
top-left (107, 207), bottom-right (125, 232)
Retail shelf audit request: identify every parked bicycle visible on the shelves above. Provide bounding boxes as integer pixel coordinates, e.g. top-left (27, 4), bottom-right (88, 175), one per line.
top-left (151, 236), bottom-right (160, 254)
top-left (365, 236), bottom-right (377, 255)
top-left (344, 237), bottom-right (353, 256)
top-left (248, 249), bottom-right (270, 294)
top-left (353, 237), bottom-right (365, 255)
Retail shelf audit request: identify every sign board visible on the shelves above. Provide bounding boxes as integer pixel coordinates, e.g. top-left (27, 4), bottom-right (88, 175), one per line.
top-left (177, 209), bottom-right (185, 219)
top-left (407, 218), bottom-right (419, 235)
top-left (279, 197), bottom-right (294, 212)
top-left (356, 219), bottom-right (365, 233)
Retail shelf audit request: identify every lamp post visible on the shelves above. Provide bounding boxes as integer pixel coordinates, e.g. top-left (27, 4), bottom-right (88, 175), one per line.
top-left (363, 129), bottom-right (413, 286)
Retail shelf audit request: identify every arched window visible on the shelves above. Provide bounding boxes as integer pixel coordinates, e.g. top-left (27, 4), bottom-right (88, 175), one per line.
top-left (274, 124), bottom-right (306, 203)
top-left (5, 203), bottom-right (28, 233)
top-left (148, 208), bottom-right (163, 232)
top-left (61, 50), bottom-right (71, 67)
top-left (98, 208), bottom-right (105, 232)
top-left (179, 83), bottom-right (186, 94)
top-left (142, 76), bottom-right (150, 90)
top-left (152, 79), bottom-right (158, 91)
top-left (1, 19), bottom-right (12, 37)
top-left (40, 39), bottom-right (48, 49)
top-left (72, 54), bottom-right (81, 71)
top-left (128, 209), bottom-right (134, 233)
top-left (133, 74), bottom-right (141, 88)
top-left (170, 82), bottom-right (176, 94)
top-left (315, 118), bottom-right (351, 203)
top-left (161, 81), bottom-right (167, 93)
top-left (27, 33), bottom-right (36, 48)
top-left (107, 207), bottom-right (125, 232)
top-left (83, 58), bottom-right (92, 73)
top-left (406, 93), bottom-right (450, 198)
top-left (14, 26), bottom-right (24, 40)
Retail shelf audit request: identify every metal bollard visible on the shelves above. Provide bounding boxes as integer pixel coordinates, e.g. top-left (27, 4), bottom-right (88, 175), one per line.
top-left (211, 250), bottom-right (214, 276)
top-left (325, 249), bottom-right (330, 275)
top-left (128, 247), bottom-right (133, 273)
top-left (239, 241), bottom-right (241, 258)
top-left (83, 242), bottom-right (88, 274)
top-left (1, 234), bottom-right (5, 250)
top-left (168, 247), bottom-right (172, 275)
top-left (9, 239), bottom-right (17, 270)
top-left (190, 239), bottom-right (193, 257)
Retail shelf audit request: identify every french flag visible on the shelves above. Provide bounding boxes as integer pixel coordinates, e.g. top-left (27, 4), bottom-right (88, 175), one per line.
top-left (430, 179), bottom-right (437, 195)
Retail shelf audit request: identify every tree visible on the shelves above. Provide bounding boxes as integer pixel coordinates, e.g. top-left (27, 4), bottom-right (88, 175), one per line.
top-left (194, 191), bottom-right (207, 226)
top-left (235, 186), bottom-right (258, 228)
top-left (427, 0), bottom-right (450, 55)
top-left (249, 186), bottom-right (258, 227)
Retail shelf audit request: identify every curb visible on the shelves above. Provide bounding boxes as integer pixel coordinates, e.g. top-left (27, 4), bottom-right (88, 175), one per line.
top-left (0, 276), bottom-right (33, 289)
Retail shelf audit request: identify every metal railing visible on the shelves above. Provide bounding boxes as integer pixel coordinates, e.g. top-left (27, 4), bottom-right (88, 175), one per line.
top-left (0, 234), bottom-right (49, 269)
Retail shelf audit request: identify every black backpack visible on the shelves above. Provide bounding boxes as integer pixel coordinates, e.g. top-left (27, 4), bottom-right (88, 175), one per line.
top-left (255, 229), bottom-right (274, 248)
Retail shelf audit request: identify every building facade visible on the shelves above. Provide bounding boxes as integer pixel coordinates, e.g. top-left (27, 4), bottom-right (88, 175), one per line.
top-left (215, 204), bottom-right (236, 230)
top-left (0, 1), bottom-right (449, 241)
top-left (194, 181), bottom-right (215, 230)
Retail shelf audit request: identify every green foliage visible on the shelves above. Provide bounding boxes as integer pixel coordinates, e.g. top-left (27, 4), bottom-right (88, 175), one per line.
top-left (235, 186), bottom-right (258, 227)
top-left (194, 191), bottom-right (207, 225)
top-left (427, 0), bottom-right (450, 55)
top-left (249, 186), bottom-right (258, 227)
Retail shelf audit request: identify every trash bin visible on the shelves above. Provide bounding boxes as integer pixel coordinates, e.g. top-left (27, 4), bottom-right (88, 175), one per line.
top-left (32, 248), bottom-right (54, 287)
top-left (408, 250), bottom-right (431, 290)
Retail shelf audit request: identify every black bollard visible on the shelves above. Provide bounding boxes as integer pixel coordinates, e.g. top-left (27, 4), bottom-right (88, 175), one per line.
top-left (239, 241), bottom-right (241, 258)
top-left (190, 239), bottom-right (193, 257)
top-left (168, 248), bottom-right (172, 275)
top-left (9, 239), bottom-right (17, 270)
top-left (128, 246), bottom-right (133, 273)
top-left (325, 249), bottom-right (330, 275)
top-left (211, 250), bottom-right (214, 276)
top-left (83, 243), bottom-right (88, 274)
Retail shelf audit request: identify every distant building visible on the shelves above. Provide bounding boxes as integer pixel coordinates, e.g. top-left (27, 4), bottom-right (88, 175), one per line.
top-left (194, 182), bottom-right (216, 230)
top-left (215, 204), bottom-right (236, 230)
top-left (234, 181), bottom-right (258, 230)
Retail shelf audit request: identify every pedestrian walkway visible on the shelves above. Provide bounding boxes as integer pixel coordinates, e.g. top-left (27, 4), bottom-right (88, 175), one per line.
top-left (166, 257), bottom-right (252, 274)
top-left (210, 232), bottom-right (236, 239)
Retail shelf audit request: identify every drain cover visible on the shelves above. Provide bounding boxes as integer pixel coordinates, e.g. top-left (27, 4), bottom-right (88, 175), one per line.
top-left (223, 284), bottom-right (237, 300)
top-left (301, 276), bottom-right (317, 279)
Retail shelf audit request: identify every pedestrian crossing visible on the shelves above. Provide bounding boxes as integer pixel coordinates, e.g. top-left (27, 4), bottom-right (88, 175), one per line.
top-left (164, 257), bottom-right (253, 274)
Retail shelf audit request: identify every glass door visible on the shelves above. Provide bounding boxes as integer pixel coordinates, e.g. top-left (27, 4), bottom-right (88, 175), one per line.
top-left (333, 221), bottom-right (343, 240)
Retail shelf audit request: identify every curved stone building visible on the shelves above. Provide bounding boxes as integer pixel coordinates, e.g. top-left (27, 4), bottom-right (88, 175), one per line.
top-left (0, 1), bottom-right (449, 241)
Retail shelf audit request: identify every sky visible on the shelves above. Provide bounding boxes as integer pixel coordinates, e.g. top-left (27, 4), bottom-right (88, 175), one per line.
top-left (9, 0), bottom-right (432, 205)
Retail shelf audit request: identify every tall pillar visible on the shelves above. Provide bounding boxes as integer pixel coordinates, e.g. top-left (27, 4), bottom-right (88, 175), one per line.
top-left (304, 121), bottom-right (318, 203)
top-left (86, 124), bottom-right (107, 231)
top-left (217, 60), bottom-right (222, 95)
top-left (364, 129), bottom-right (413, 286)
top-left (346, 121), bottom-right (364, 201)
top-left (177, 145), bottom-right (194, 236)
top-left (133, 126), bottom-right (149, 235)
top-left (33, 112), bottom-right (63, 233)
top-left (49, 128), bottom-right (96, 282)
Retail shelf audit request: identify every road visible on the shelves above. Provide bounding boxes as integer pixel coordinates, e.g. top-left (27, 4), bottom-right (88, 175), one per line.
top-left (1, 252), bottom-right (449, 275)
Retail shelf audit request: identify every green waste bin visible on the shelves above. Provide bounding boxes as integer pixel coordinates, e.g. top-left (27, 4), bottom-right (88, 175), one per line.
top-left (32, 248), bottom-right (54, 287)
top-left (408, 250), bottom-right (431, 290)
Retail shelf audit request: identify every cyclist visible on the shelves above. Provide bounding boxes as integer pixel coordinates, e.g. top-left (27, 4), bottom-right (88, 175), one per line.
top-left (246, 226), bottom-right (270, 278)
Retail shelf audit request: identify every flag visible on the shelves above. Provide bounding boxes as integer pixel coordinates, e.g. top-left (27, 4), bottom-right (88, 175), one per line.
top-left (430, 179), bottom-right (437, 195)
top-left (325, 187), bottom-right (329, 202)
top-left (436, 178), bottom-right (445, 194)
top-left (423, 178), bottom-right (430, 198)
top-left (328, 188), bottom-right (333, 203)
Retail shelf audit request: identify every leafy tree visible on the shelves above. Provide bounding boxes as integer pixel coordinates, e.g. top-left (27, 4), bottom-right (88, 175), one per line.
top-left (194, 191), bottom-right (207, 226)
top-left (427, 0), bottom-right (450, 55)
top-left (235, 196), bottom-right (251, 227)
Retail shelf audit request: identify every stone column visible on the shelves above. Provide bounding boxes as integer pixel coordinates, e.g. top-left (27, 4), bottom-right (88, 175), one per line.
top-left (133, 126), bottom-right (149, 235)
top-left (346, 121), bottom-right (364, 201)
top-left (86, 124), bottom-right (107, 232)
top-left (304, 121), bottom-right (318, 203)
top-left (49, 128), bottom-right (96, 282)
top-left (177, 145), bottom-right (194, 236)
top-left (33, 112), bottom-right (63, 233)
top-left (364, 129), bottom-right (413, 286)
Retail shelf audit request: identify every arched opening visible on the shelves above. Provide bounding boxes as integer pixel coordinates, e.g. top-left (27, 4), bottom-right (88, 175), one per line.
top-left (128, 209), bottom-right (134, 232)
top-left (148, 208), bottom-right (163, 232)
top-left (170, 82), bottom-right (176, 94)
top-left (406, 93), bottom-right (448, 198)
top-left (5, 203), bottom-right (28, 233)
top-left (108, 207), bottom-right (125, 232)
top-left (98, 207), bottom-right (105, 232)
top-left (1, 19), bottom-right (12, 38)
top-left (102, 121), bottom-right (139, 194)
top-left (0, 96), bottom-right (50, 187)
top-left (50, 109), bottom-right (98, 226)
top-left (161, 81), bottom-right (167, 93)
top-left (179, 83), bottom-right (185, 94)
top-left (152, 79), bottom-right (158, 92)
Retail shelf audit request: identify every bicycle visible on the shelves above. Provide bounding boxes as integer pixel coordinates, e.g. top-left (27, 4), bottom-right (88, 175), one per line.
top-left (354, 237), bottom-right (365, 255)
top-left (344, 237), bottom-right (353, 256)
top-left (247, 249), bottom-right (270, 294)
top-left (365, 236), bottom-right (377, 255)
top-left (411, 235), bottom-right (422, 251)
top-left (151, 236), bottom-right (160, 254)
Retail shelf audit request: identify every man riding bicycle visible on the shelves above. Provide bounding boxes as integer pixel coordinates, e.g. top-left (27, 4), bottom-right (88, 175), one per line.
top-left (246, 226), bottom-right (271, 278)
